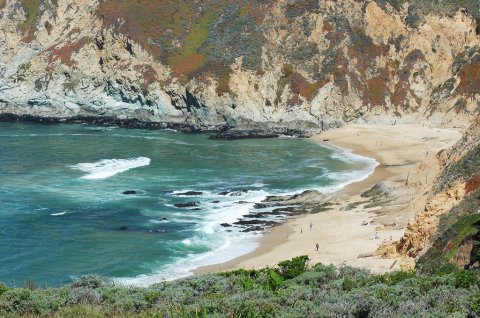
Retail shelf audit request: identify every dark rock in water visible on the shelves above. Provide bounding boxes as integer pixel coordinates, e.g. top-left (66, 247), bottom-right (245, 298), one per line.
top-left (220, 223), bottom-right (232, 227)
top-left (234, 219), bottom-right (277, 226)
top-left (119, 226), bottom-right (128, 231)
top-left (210, 128), bottom-right (312, 140)
top-left (122, 190), bottom-right (137, 195)
top-left (271, 207), bottom-right (296, 214)
top-left (240, 221), bottom-right (279, 232)
top-left (254, 203), bottom-right (268, 209)
top-left (159, 217), bottom-right (168, 221)
top-left (190, 208), bottom-right (202, 211)
top-left (174, 202), bottom-right (199, 208)
top-left (244, 212), bottom-right (267, 218)
top-left (212, 200), bottom-right (221, 203)
top-left (264, 194), bottom-right (292, 202)
top-left (219, 189), bottom-right (249, 196)
top-left (230, 190), bottom-right (248, 196)
top-left (0, 114), bottom-right (205, 133)
top-left (235, 201), bottom-right (250, 204)
top-left (210, 129), bottom-right (278, 140)
top-left (241, 226), bottom-right (264, 232)
top-left (171, 191), bottom-right (203, 196)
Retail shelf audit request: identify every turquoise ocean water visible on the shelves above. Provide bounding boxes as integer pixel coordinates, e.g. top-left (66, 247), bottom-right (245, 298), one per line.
top-left (0, 122), bottom-right (376, 286)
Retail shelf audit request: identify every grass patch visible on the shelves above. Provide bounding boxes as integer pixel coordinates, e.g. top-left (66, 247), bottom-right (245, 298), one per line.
top-left (19, 0), bottom-right (41, 31)
top-left (168, 9), bottom-right (219, 74)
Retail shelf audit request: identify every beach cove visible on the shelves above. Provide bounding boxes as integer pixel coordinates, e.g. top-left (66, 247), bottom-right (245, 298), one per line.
top-left (196, 124), bottom-right (464, 274)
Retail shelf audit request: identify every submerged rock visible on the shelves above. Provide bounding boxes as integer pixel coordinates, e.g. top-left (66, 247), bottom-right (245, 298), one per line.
top-left (174, 202), bottom-right (199, 208)
top-left (171, 191), bottom-right (203, 196)
top-left (219, 189), bottom-right (249, 196)
top-left (210, 128), bottom-right (311, 140)
top-left (122, 190), bottom-right (137, 195)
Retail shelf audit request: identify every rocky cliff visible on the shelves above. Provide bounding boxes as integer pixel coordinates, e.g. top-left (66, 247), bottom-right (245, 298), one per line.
top-left (0, 0), bottom-right (479, 132)
top-left (378, 117), bottom-right (480, 270)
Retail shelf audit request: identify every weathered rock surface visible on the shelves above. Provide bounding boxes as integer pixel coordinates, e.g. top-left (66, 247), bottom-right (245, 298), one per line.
top-left (0, 0), bottom-right (479, 132)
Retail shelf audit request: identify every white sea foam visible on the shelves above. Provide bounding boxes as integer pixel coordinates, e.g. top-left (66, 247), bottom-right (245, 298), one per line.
top-left (50, 212), bottom-right (66, 216)
top-left (69, 157), bottom-right (151, 180)
top-left (115, 144), bottom-right (378, 287)
top-left (115, 231), bottom-right (260, 286)
top-left (315, 144), bottom-right (378, 193)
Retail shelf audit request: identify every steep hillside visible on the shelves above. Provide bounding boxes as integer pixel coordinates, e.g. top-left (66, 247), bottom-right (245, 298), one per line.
top-left (386, 118), bottom-right (480, 269)
top-left (0, 0), bottom-right (479, 132)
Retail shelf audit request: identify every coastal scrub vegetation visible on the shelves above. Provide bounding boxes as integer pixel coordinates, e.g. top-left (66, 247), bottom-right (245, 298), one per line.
top-left (1, 256), bottom-right (480, 317)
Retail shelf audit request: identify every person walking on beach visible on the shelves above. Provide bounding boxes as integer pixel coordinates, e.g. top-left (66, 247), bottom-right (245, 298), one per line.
top-left (310, 221), bottom-right (313, 229)
top-left (316, 243), bottom-right (319, 251)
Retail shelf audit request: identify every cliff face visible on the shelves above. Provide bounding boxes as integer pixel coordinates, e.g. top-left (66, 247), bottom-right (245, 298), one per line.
top-left (386, 118), bottom-right (480, 270)
top-left (0, 0), bottom-right (479, 130)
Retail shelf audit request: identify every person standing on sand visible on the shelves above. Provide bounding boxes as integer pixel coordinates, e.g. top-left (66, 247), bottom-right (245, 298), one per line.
top-left (310, 221), bottom-right (313, 229)
top-left (316, 243), bottom-right (319, 251)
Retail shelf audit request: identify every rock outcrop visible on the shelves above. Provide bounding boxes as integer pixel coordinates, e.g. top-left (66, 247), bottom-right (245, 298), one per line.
top-left (0, 0), bottom-right (479, 132)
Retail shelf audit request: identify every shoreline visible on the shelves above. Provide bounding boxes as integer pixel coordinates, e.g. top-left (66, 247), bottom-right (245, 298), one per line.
top-left (195, 124), bottom-right (463, 275)
top-left (0, 113), bottom-right (315, 139)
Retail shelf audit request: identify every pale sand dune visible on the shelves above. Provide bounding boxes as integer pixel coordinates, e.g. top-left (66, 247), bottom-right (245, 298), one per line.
top-left (195, 124), bottom-right (463, 275)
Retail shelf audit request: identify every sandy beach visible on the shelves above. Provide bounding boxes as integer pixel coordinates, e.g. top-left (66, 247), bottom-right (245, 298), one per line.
top-left (196, 124), bottom-right (464, 274)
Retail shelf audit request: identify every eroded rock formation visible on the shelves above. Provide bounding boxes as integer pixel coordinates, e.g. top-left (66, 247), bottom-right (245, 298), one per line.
top-left (0, 0), bottom-right (479, 131)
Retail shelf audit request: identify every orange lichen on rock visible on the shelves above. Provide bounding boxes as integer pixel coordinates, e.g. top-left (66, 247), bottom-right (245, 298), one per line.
top-left (465, 175), bottom-right (480, 194)
top-left (47, 37), bottom-right (91, 67)
top-left (456, 63), bottom-right (480, 97)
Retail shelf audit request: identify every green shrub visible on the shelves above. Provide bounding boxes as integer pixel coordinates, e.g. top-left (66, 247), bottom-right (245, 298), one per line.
top-left (277, 255), bottom-right (309, 279)
top-left (0, 288), bottom-right (33, 315)
top-left (1, 259), bottom-right (480, 317)
top-left (454, 269), bottom-right (479, 289)
top-left (381, 269), bottom-right (417, 286)
top-left (342, 276), bottom-right (355, 291)
top-left (67, 287), bottom-right (102, 305)
top-left (267, 269), bottom-right (284, 291)
top-left (0, 283), bottom-right (9, 296)
top-left (471, 292), bottom-right (480, 315)
top-left (72, 275), bottom-right (110, 289)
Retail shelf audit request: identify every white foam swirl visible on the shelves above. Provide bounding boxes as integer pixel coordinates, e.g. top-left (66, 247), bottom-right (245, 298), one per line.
top-left (70, 157), bottom-right (151, 180)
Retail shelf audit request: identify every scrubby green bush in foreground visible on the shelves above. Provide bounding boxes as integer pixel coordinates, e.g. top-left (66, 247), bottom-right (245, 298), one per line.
top-left (1, 256), bottom-right (479, 317)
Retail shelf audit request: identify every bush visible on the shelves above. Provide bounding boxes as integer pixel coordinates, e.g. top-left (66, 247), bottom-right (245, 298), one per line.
top-left (30, 288), bottom-right (67, 315)
top-left (67, 287), bottom-right (102, 306)
top-left (0, 283), bottom-right (9, 296)
top-left (277, 255), bottom-right (309, 279)
top-left (0, 288), bottom-right (34, 315)
top-left (72, 275), bottom-right (110, 289)
top-left (471, 293), bottom-right (480, 316)
top-left (0, 258), bottom-right (480, 317)
top-left (454, 269), bottom-right (479, 289)
top-left (381, 269), bottom-right (417, 286)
